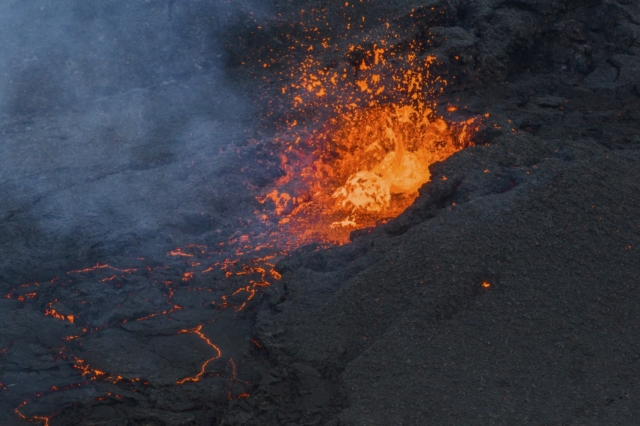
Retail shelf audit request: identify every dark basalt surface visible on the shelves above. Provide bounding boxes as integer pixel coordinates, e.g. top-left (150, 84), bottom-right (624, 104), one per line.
top-left (1, 0), bottom-right (640, 425)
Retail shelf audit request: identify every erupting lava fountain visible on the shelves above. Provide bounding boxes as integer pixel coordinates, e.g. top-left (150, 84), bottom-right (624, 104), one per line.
top-left (259, 41), bottom-right (480, 246)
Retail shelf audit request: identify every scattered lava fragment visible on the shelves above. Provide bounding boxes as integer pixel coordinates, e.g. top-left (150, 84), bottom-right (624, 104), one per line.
top-left (5, 282), bottom-right (41, 302)
top-left (44, 306), bottom-right (75, 324)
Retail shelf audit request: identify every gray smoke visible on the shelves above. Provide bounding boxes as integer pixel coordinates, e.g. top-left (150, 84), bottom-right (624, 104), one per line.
top-left (0, 0), bottom-right (274, 112)
top-left (0, 0), bottom-right (274, 271)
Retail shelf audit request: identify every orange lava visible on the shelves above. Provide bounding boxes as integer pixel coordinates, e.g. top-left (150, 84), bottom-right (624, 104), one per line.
top-left (135, 304), bottom-right (183, 322)
top-left (68, 263), bottom-right (137, 275)
top-left (260, 42), bottom-right (478, 245)
top-left (5, 282), bottom-right (41, 302)
top-left (176, 325), bottom-right (222, 385)
top-left (44, 309), bottom-right (75, 324)
top-left (169, 248), bottom-right (195, 257)
top-left (217, 257), bottom-right (281, 312)
top-left (14, 400), bottom-right (51, 426)
top-left (72, 357), bottom-right (122, 383)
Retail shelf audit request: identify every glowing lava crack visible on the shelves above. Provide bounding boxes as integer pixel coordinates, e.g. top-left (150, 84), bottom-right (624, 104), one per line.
top-left (176, 325), bottom-right (223, 385)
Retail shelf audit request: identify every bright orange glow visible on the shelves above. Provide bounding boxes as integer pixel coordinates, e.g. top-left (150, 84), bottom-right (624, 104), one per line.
top-left (260, 43), bottom-right (478, 245)
top-left (482, 281), bottom-right (491, 289)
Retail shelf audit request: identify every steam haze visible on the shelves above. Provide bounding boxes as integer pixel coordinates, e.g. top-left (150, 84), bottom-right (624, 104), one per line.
top-left (0, 0), bottom-right (274, 274)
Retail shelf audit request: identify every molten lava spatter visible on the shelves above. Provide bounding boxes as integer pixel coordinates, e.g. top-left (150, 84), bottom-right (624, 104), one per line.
top-left (260, 43), bottom-right (478, 245)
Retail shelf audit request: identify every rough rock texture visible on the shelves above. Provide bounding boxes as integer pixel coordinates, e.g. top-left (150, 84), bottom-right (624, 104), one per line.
top-left (226, 0), bottom-right (640, 425)
top-left (1, 0), bottom-right (639, 425)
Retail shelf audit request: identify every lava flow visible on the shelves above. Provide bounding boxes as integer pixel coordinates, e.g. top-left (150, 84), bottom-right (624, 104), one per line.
top-left (5, 15), bottom-right (482, 426)
top-left (259, 41), bottom-right (478, 245)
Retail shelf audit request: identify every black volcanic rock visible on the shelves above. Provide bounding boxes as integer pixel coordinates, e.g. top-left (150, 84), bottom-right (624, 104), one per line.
top-left (1, 0), bottom-right (639, 425)
top-left (221, 0), bottom-right (640, 425)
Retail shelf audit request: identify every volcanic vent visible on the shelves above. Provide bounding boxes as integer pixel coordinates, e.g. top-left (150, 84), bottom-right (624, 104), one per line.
top-left (0, 2), bottom-right (487, 425)
top-left (258, 41), bottom-right (479, 245)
